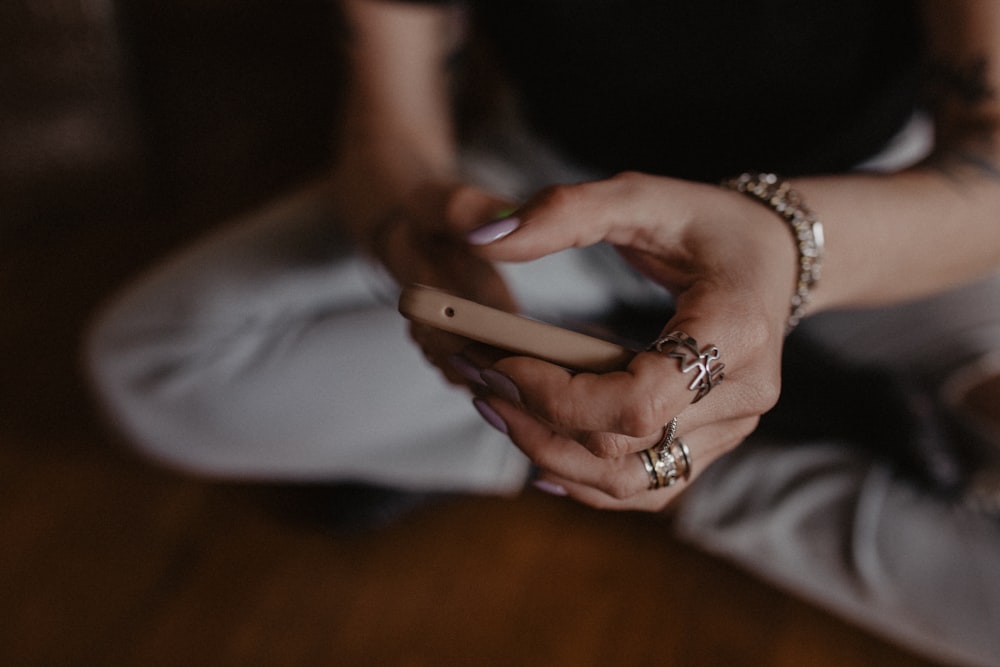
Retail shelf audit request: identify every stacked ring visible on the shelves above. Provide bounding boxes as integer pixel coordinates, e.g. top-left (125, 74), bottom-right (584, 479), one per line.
top-left (640, 418), bottom-right (693, 490)
top-left (648, 331), bottom-right (724, 403)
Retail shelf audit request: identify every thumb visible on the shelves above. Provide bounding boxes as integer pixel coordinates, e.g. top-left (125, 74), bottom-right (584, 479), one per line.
top-left (464, 178), bottom-right (653, 262)
top-left (465, 203), bottom-right (604, 263)
top-left (442, 185), bottom-right (519, 234)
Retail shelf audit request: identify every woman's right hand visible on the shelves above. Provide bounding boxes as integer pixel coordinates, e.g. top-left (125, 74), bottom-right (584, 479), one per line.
top-left (464, 172), bottom-right (793, 511)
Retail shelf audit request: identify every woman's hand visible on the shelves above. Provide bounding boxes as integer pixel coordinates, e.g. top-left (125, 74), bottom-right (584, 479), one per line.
top-left (466, 172), bottom-right (799, 511)
top-left (372, 181), bottom-right (521, 386)
top-left (333, 0), bottom-right (521, 386)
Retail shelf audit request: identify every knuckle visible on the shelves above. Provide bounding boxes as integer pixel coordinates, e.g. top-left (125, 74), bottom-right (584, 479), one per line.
top-left (745, 369), bottom-right (781, 414)
top-left (738, 314), bottom-right (773, 350)
top-left (760, 378), bottom-right (782, 412)
top-left (532, 392), bottom-right (571, 429)
top-left (616, 394), bottom-right (667, 438)
top-left (534, 182), bottom-right (580, 211)
top-left (599, 471), bottom-right (637, 500)
top-left (726, 318), bottom-right (783, 415)
top-left (608, 170), bottom-right (647, 189)
top-left (584, 432), bottom-right (631, 459)
top-left (524, 445), bottom-right (561, 474)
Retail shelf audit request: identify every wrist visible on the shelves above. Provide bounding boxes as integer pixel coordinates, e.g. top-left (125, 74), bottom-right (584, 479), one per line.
top-left (723, 173), bottom-right (825, 334)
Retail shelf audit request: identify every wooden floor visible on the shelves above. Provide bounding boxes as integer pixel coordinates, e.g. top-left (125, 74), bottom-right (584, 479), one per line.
top-left (1, 181), bottom-right (949, 667)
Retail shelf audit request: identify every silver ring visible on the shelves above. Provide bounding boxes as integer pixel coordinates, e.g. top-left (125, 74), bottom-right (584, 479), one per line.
top-left (671, 439), bottom-right (693, 481)
top-left (649, 331), bottom-right (725, 403)
top-left (654, 416), bottom-right (679, 457)
top-left (639, 448), bottom-right (660, 490)
top-left (639, 418), bottom-right (692, 490)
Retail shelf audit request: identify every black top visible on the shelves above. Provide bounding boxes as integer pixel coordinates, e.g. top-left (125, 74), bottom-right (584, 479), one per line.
top-left (384, 0), bottom-right (924, 182)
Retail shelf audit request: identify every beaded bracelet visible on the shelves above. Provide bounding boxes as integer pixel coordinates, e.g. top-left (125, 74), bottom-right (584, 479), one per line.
top-left (723, 172), bottom-right (825, 333)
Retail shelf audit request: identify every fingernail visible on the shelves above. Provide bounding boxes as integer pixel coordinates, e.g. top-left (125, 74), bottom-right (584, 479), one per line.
top-left (466, 217), bottom-right (520, 245)
top-left (532, 479), bottom-right (568, 497)
top-left (473, 397), bottom-right (508, 434)
top-left (481, 369), bottom-right (521, 404)
top-left (448, 354), bottom-right (486, 386)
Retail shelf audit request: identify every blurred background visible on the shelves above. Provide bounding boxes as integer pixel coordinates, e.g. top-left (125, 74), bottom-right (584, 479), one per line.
top-left (0, 2), bottom-right (944, 665)
top-left (2, 0), bottom-right (343, 237)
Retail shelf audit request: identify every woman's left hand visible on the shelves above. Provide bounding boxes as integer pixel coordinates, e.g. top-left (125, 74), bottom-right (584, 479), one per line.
top-left (466, 172), bottom-right (800, 511)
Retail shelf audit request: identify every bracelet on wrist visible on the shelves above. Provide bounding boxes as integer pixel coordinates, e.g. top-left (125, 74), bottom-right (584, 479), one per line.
top-left (723, 172), bottom-right (825, 334)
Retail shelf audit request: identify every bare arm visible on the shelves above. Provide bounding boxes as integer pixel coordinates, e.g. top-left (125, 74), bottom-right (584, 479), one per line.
top-left (330, 1), bottom-right (521, 385)
top-left (801, 0), bottom-right (1000, 312)
top-left (331, 0), bottom-right (463, 247)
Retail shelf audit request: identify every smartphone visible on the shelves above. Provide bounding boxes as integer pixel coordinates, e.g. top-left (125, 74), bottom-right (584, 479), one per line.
top-left (398, 284), bottom-right (636, 373)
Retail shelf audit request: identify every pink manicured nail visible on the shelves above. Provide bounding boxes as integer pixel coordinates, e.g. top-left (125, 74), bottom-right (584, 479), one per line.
top-left (480, 369), bottom-right (521, 404)
top-left (473, 398), bottom-right (508, 435)
top-left (466, 217), bottom-right (520, 245)
top-left (532, 479), bottom-right (568, 496)
top-left (448, 354), bottom-right (486, 386)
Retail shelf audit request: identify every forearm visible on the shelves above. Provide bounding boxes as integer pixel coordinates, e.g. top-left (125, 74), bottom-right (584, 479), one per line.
top-left (331, 0), bottom-right (464, 245)
top-left (791, 0), bottom-right (1000, 313)
top-left (797, 166), bottom-right (1000, 312)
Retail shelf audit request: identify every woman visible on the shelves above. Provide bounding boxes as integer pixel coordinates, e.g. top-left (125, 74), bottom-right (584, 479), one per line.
top-left (87, 1), bottom-right (1000, 663)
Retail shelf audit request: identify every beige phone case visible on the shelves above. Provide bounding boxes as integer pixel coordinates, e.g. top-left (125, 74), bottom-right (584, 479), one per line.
top-left (398, 284), bottom-right (635, 373)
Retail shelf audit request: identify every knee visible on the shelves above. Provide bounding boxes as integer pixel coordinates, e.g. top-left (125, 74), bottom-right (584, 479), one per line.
top-left (83, 292), bottom-right (232, 476)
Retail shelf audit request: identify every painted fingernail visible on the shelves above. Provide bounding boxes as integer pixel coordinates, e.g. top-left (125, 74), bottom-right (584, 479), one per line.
top-left (448, 354), bottom-right (486, 386)
top-left (466, 217), bottom-right (520, 245)
top-left (532, 479), bottom-right (568, 497)
top-left (481, 369), bottom-right (521, 404)
top-left (473, 397), bottom-right (508, 434)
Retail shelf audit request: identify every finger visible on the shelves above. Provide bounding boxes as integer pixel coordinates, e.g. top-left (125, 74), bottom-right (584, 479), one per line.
top-left (503, 402), bottom-right (667, 496)
top-left (528, 417), bottom-right (755, 512)
top-left (410, 322), bottom-right (473, 387)
top-left (484, 297), bottom-right (781, 451)
top-left (396, 225), bottom-right (519, 312)
top-left (484, 356), bottom-right (687, 445)
top-left (414, 323), bottom-right (519, 390)
top-left (467, 174), bottom-right (712, 262)
top-left (485, 391), bottom-right (754, 498)
top-left (537, 473), bottom-right (682, 512)
top-left (486, 346), bottom-right (744, 454)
